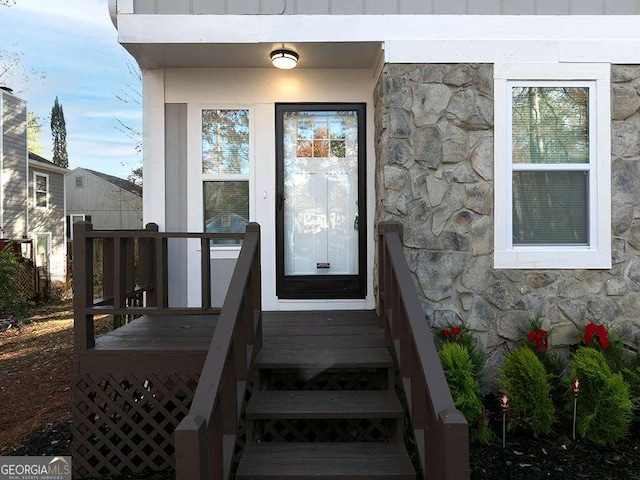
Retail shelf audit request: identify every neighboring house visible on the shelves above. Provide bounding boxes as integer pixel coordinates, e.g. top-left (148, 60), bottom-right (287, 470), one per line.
top-left (28, 152), bottom-right (67, 283)
top-left (0, 87), bottom-right (28, 243)
top-left (107, 1), bottom-right (640, 352)
top-left (1, 88), bottom-right (67, 282)
top-left (65, 167), bottom-right (142, 237)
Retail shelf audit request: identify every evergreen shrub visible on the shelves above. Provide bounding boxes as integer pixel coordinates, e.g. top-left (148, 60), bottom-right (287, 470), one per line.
top-left (439, 342), bottom-right (490, 444)
top-left (0, 249), bottom-right (29, 317)
top-left (500, 347), bottom-right (555, 435)
top-left (571, 347), bottom-right (633, 445)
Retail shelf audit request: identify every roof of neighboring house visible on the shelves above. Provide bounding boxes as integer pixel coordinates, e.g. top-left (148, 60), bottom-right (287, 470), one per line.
top-left (71, 167), bottom-right (142, 197)
top-left (28, 152), bottom-right (69, 174)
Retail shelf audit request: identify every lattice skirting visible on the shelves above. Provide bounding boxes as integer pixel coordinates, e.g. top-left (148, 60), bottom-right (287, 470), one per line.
top-left (72, 373), bottom-right (199, 478)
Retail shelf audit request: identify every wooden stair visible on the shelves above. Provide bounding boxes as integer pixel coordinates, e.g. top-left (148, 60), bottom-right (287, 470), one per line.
top-left (235, 311), bottom-right (416, 480)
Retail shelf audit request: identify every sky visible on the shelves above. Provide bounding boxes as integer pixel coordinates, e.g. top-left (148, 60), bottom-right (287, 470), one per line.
top-left (0, 0), bottom-right (142, 179)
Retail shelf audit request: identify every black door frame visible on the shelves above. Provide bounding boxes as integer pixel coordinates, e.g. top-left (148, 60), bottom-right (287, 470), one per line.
top-left (275, 103), bottom-right (367, 299)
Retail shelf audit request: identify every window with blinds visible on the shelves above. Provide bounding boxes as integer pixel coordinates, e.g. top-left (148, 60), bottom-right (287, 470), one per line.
top-left (493, 63), bottom-right (611, 270)
top-left (510, 85), bottom-right (591, 246)
top-left (202, 109), bottom-right (250, 244)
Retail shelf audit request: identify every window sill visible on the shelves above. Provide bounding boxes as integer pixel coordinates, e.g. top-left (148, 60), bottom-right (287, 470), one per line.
top-left (494, 249), bottom-right (611, 270)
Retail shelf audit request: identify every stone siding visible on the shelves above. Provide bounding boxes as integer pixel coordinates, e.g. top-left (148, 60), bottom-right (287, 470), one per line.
top-left (374, 63), bottom-right (640, 382)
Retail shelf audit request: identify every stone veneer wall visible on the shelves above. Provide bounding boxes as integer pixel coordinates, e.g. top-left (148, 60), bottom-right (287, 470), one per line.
top-left (374, 63), bottom-right (640, 382)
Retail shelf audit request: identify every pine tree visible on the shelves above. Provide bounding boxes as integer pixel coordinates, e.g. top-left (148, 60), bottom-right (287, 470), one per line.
top-left (50, 96), bottom-right (68, 168)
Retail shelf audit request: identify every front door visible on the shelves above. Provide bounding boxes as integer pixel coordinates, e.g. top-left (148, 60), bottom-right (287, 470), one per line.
top-left (276, 104), bottom-right (366, 299)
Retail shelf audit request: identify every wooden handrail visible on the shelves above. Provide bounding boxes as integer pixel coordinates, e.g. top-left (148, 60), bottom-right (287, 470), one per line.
top-left (72, 221), bottom-right (252, 352)
top-left (378, 221), bottom-right (469, 480)
top-left (175, 223), bottom-right (262, 480)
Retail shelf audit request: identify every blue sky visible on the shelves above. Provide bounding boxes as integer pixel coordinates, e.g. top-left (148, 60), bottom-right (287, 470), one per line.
top-left (0, 0), bottom-right (141, 178)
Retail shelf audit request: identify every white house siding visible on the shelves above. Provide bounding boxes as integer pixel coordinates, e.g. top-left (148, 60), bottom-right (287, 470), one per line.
top-left (132, 0), bottom-right (639, 15)
top-left (1, 91), bottom-right (27, 241)
top-left (65, 168), bottom-right (143, 231)
top-left (28, 163), bottom-right (66, 282)
top-left (158, 68), bottom-right (376, 311)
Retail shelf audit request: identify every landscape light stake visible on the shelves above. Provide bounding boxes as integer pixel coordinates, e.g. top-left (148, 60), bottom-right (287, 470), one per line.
top-left (500, 392), bottom-right (509, 448)
top-left (572, 376), bottom-right (580, 440)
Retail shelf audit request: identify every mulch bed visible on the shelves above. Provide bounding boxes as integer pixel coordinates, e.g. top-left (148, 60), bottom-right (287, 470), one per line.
top-left (3, 302), bottom-right (640, 479)
top-left (11, 417), bottom-right (640, 480)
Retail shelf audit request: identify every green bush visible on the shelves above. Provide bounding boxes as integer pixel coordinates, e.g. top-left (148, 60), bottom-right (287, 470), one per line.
top-left (500, 347), bottom-right (555, 435)
top-left (0, 249), bottom-right (29, 317)
top-left (435, 324), bottom-right (485, 378)
top-left (571, 347), bottom-right (633, 445)
top-left (439, 342), bottom-right (490, 444)
top-left (523, 317), bottom-right (567, 403)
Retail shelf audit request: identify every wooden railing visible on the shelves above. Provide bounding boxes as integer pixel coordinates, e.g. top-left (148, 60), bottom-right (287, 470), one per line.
top-left (174, 223), bottom-right (262, 480)
top-left (378, 222), bottom-right (469, 480)
top-left (72, 221), bottom-right (249, 352)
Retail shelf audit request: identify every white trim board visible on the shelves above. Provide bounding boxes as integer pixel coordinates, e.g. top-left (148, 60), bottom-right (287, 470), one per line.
top-left (117, 15), bottom-right (640, 44)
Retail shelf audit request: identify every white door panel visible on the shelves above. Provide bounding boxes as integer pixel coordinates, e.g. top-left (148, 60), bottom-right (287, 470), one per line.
top-left (283, 111), bottom-right (359, 277)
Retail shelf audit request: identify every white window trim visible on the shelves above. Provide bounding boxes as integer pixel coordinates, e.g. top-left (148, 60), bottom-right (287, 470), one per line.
top-left (34, 172), bottom-right (49, 209)
top-left (195, 106), bottom-right (254, 252)
top-left (494, 63), bottom-right (611, 269)
top-left (186, 104), bottom-right (255, 307)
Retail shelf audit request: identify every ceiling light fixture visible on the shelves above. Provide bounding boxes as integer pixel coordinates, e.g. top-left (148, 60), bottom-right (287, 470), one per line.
top-left (270, 49), bottom-right (299, 69)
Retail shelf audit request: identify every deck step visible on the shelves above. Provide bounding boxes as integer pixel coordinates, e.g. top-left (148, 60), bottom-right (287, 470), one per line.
top-left (236, 442), bottom-right (416, 479)
top-left (254, 347), bottom-right (394, 370)
top-left (246, 390), bottom-right (404, 420)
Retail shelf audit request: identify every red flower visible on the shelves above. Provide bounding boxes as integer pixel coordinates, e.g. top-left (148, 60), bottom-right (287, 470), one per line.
top-left (583, 322), bottom-right (609, 350)
top-left (441, 328), bottom-right (451, 337)
top-left (451, 327), bottom-right (461, 335)
top-left (527, 329), bottom-right (549, 351)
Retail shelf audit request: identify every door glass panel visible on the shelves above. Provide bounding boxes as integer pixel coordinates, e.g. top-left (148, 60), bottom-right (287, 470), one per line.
top-left (283, 111), bottom-right (359, 276)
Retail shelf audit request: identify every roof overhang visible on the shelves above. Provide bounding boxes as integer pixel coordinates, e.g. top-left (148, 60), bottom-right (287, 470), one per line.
top-left (123, 41), bottom-right (382, 69)
top-left (112, 14), bottom-right (640, 69)
top-left (28, 158), bottom-right (68, 175)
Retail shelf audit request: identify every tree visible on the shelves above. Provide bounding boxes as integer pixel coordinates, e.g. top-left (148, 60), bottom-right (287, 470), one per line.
top-left (50, 96), bottom-right (68, 168)
top-left (114, 60), bottom-right (142, 185)
top-left (27, 111), bottom-right (45, 156)
top-left (0, 49), bottom-right (44, 92)
top-left (0, 1), bottom-right (16, 6)
top-left (127, 166), bottom-right (143, 187)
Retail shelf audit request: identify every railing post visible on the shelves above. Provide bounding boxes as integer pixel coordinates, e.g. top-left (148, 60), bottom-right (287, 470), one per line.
top-left (439, 409), bottom-right (470, 479)
top-left (247, 223), bottom-right (262, 353)
top-left (103, 238), bottom-right (114, 300)
top-left (141, 223), bottom-right (158, 307)
top-left (378, 222), bottom-right (403, 329)
top-left (73, 221), bottom-right (94, 351)
top-left (201, 238), bottom-right (212, 310)
top-left (155, 236), bottom-right (168, 310)
top-left (175, 415), bottom-right (208, 480)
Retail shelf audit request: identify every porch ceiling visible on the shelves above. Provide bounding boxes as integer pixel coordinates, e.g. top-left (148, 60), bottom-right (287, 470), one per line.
top-left (124, 42), bottom-right (383, 70)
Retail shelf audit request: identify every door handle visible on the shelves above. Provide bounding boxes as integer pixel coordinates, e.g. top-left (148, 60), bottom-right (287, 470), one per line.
top-left (353, 213), bottom-right (359, 231)
top-left (277, 193), bottom-right (285, 212)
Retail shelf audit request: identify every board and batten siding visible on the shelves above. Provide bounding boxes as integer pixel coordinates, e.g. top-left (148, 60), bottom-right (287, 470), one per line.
top-left (133, 0), bottom-right (640, 15)
top-left (29, 165), bottom-right (66, 282)
top-left (1, 92), bottom-right (28, 241)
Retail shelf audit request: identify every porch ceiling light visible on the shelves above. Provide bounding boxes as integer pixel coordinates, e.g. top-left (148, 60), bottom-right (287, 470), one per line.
top-left (270, 49), bottom-right (299, 69)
